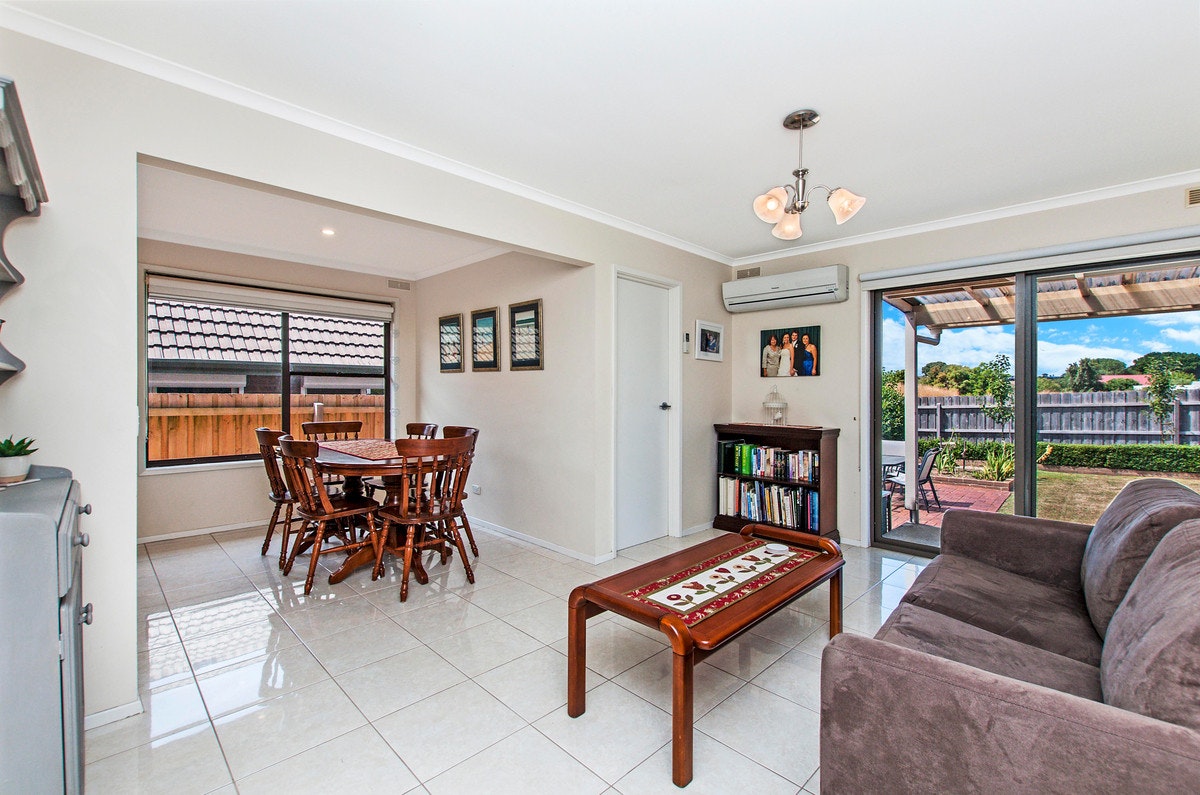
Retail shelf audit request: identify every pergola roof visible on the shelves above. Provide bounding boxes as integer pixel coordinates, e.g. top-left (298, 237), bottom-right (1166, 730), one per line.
top-left (884, 258), bottom-right (1200, 331)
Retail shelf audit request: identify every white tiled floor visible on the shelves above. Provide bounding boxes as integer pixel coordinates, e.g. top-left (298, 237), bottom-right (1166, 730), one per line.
top-left (88, 526), bottom-right (926, 793)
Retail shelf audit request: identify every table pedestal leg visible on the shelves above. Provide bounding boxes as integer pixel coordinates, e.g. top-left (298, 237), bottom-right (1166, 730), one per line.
top-left (671, 647), bottom-right (695, 787)
top-left (829, 569), bottom-right (843, 637)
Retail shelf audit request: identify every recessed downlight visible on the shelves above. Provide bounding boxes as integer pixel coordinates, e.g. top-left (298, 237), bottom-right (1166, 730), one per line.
top-left (321, 228), bottom-right (336, 236)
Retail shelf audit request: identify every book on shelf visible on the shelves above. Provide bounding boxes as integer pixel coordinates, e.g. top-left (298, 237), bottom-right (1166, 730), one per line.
top-left (717, 476), bottom-right (819, 531)
top-left (717, 442), bottom-right (819, 483)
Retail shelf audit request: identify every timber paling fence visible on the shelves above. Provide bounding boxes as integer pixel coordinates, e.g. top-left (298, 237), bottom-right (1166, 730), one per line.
top-left (916, 388), bottom-right (1200, 446)
top-left (147, 393), bottom-right (386, 461)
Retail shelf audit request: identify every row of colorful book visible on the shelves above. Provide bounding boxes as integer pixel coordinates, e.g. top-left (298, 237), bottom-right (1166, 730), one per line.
top-left (717, 476), bottom-right (819, 531)
top-left (717, 440), bottom-right (819, 483)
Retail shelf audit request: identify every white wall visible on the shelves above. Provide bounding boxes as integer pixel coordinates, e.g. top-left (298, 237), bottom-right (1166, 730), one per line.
top-left (730, 186), bottom-right (1200, 546)
top-left (0, 29), bottom-right (729, 717)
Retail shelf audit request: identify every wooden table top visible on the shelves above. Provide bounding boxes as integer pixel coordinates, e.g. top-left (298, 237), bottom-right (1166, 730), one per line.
top-left (577, 527), bottom-right (842, 651)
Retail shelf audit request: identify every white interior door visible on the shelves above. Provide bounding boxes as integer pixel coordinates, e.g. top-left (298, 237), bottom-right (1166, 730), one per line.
top-left (615, 276), bottom-right (670, 549)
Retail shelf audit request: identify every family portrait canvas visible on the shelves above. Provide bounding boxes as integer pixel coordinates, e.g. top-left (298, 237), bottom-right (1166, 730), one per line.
top-left (760, 324), bottom-right (819, 377)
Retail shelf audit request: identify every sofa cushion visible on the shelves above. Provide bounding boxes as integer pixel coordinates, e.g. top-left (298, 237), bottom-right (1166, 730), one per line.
top-left (902, 554), bottom-right (1103, 665)
top-left (1101, 519), bottom-right (1200, 731)
top-left (877, 603), bottom-right (1102, 700)
top-left (1081, 478), bottom-right (1200, 636)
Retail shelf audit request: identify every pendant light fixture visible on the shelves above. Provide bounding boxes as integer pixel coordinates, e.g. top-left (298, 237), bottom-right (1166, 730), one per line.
top-left (753, 109), bottom-right (866, 240)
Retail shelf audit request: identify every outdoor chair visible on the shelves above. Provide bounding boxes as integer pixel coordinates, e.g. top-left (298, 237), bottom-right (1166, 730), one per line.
top-left (886, 446), bottom-right (942, 510)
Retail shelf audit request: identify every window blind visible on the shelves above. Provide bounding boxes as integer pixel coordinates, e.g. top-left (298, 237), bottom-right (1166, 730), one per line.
top-left (146, 274), bottom-right (395, 321)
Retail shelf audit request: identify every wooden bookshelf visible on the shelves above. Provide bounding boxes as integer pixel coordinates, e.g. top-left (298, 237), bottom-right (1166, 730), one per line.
top-left (713, 423), bottom-right (839, 541)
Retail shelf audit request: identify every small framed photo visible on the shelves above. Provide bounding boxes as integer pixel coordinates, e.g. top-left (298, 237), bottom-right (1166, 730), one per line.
top-left (695, 320), bottom-right (724, 362)
top-left (438, 313), bottom-right (464, 373)
top-left (471, 307), bottom-right (500, 371)
top-left (509, 298), bottom-right (543, 371)
top-left (761, 324), bottom-right (820, 377)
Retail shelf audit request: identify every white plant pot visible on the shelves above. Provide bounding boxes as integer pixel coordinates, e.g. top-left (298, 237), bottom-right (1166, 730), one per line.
top-left (0, 455), bottom-right (32, 484)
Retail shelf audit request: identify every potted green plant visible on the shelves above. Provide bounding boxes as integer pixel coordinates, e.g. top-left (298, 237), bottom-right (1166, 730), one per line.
top-left (0, 435), bottom-right (37, 484)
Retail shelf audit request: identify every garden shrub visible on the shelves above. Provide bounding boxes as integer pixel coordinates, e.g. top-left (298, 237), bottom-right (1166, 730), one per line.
top-left (915, 438), bottom-right (1200, 474)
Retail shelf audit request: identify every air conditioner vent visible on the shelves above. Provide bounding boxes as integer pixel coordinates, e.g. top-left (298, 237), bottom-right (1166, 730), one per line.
top-left (736, 267), bottom-right (761, 279)
top-left (387, 279), bottom-right (412, 291)
top-left (1188, 187), bottom-right (1200, 207)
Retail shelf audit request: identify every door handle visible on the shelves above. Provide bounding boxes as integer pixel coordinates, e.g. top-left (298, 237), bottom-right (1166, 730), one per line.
top-left (659, 402), bottom-right (672, 410)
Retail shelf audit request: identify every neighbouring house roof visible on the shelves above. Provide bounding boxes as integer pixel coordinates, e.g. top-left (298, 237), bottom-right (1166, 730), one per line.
top-left (884, 257), bottom-right (1200, 331)
top-left (1099, 374), bottom-right (1151, 385)
top-left (146, 299), bottom-right (384, 369)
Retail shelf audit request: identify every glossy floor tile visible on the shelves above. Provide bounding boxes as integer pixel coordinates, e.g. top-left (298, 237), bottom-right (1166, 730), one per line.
top-left (85, 524), bottom-right (918, 792)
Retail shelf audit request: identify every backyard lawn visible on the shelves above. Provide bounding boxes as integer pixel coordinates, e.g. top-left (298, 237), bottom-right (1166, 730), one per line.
top-left (998, 470), bottom-right (1200, 524)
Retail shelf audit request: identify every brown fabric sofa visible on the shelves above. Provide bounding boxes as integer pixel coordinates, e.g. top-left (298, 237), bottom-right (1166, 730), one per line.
top-left (820, 478), bottom-right (1200, 794)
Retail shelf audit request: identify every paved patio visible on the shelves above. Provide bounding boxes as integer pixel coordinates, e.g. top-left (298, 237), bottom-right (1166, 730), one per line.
top-left (887, 478), bottom-right (1010, 530)
top-left (883, 478), bottom-right (1011, 548)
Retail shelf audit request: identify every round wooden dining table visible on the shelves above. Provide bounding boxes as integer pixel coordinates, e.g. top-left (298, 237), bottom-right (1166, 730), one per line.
top-left (315, 439), bottom-right (428, 586)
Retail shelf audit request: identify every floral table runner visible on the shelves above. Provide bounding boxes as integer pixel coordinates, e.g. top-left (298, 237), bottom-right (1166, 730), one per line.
top-left (624, 539), bottom-right (820, 625)
top-left (320, 439), bottom-right (398, 460)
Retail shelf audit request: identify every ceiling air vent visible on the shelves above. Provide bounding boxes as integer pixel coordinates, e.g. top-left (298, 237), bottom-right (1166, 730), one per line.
top-left (736, 267), bottom-right (762, 279)
top-left (1188, 187), bottom-right (1200, 207)
top-left (387, 279), bottom-right (412, 291)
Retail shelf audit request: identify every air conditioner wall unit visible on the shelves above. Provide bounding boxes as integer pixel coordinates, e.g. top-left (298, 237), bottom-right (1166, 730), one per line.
top-left (721, 264), bottom-right (848, 313)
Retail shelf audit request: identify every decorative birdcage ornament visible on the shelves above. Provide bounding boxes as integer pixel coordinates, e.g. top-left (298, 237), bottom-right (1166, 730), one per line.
top-left (762, 386), bottom-right (788, 425)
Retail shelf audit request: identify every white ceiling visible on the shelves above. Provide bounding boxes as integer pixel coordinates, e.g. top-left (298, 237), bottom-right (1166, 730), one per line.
top-left (6, 0), bottom-right (1200, 274)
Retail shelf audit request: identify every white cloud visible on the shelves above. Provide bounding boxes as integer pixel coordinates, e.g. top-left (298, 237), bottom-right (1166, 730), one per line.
top-left (1143, 310), bottom-right (1200, 327)
top-left (1162, 327), bottom-right (1200, 345)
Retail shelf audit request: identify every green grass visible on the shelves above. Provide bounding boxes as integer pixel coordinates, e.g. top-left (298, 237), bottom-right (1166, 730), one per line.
top-left (998, 470), bottom-right (1200, 524)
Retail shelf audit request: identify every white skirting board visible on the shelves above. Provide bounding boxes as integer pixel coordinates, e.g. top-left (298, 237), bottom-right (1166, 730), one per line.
top-left (85, 697), bottom-right (143, 730)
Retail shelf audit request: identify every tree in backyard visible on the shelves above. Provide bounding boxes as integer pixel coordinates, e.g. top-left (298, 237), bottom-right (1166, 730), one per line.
top-left (881, 369), bottom-right (905, 440)
top-left (1145, 359), bottom-right (1179, 439)
top-left (1089, 357), bottom-right (1129, 376)
top-left (1130, 351), bottom-right (1200, 378)
top-left (924, 362), bottom-right (973, 392)
top-left (962, 354), bottom-right (1014, 429)
top-left (1062, 358), bottom-right (1102, 392)
top-left (1103, 377), bottom-right (1141, 392)
top-left (1037, 375), bottom-right (1063, 392)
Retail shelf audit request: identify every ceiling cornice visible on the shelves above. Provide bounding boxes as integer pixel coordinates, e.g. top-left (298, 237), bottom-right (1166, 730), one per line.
top-left (0, 4), bottom-right (733, 265)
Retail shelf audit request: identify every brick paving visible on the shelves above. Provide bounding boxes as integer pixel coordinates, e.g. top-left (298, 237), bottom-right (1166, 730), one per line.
top-left (887, 478), bottom-right (1011, 530)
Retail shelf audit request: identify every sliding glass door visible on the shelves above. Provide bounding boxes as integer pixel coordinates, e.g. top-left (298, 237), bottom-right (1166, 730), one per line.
top-left (872, 253), bottom-right (1200, 552)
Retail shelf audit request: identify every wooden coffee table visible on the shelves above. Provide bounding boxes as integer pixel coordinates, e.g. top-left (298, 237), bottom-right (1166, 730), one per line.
top-left (567, 524), bottom-right (843, 787)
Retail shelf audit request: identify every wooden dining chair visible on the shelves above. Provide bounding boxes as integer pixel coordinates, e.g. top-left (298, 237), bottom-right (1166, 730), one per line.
top-left (374, 436), bottom-right (475, 601)
top-left (254, 428), bottom-right (298, 569)
top-left (278, 435), bottom-right (382, 594)
top-left (442, 426), bottom-right (480, 556)
top-left (302, 419), bottom-right (366, 494)
top-left (406, 422), bottom-right (438, 439)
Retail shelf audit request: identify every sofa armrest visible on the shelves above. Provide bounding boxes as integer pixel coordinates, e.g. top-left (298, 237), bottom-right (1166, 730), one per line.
top-left (821, 634), bottom-right (1200, 794)
top-left (941, 509), bottom-right (1092, 590)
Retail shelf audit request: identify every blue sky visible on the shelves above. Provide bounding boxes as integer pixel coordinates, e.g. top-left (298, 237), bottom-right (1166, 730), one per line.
top-left (881, 305), bottom-right (1200, 376)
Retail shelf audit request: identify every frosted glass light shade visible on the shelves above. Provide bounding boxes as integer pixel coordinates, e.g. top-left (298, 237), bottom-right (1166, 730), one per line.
top-left (753, 187), bottom-right (788, 223)
top-left (828, 188), bottom-right (866, 224)
top-left (771, 212), bottom-right (802, 240)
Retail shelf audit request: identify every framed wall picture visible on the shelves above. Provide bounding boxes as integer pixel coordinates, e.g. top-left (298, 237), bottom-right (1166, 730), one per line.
top-left (695, 320), bottom-right (724, 362)
top-left (471, 307), bottom-right (500, 371)
top-left (508, 298), bottom-right (543, 371)
top-left (760, 324), bottom-right (820, 377)
top-left (438, 313), bottom-right (464, 373)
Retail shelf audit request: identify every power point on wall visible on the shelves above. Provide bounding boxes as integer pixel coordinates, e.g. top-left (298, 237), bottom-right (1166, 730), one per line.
top-left (471, 485), bottom-right (482, 495)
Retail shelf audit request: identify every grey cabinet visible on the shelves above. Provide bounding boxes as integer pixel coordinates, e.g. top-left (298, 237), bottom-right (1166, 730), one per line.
top-left (0, 466), bottom-right (89, 794)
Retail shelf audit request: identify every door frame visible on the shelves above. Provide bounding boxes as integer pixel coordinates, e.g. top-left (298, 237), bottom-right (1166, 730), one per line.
top-left (612, 267), bottom-right (683, 547)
